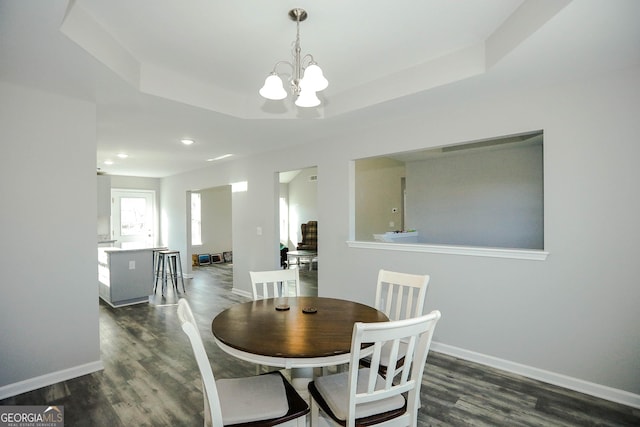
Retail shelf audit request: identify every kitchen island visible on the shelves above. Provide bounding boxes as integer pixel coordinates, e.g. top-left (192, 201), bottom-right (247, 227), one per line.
top-left (98, 247), bottom-right (154, 307)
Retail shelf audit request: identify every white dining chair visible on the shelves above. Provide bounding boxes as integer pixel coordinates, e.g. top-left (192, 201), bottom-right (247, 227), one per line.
top-left (308, 310), bottom-right (442, 427)
top-left (249, 269), bottom-right (300, 300)
top-left (362, 269), bottom-right (430, 378)
top-left (249, 268), bottom-right (302, 374)
top-left (177, 299), bottom-right (309, 427)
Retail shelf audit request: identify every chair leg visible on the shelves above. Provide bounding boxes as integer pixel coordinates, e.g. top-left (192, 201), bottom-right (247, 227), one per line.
top-left (310, 398), bottom-right (320, 427)
top-left (297, 414), bottom-right (306, 427)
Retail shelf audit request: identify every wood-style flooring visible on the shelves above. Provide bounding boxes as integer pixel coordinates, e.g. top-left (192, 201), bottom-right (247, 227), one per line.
top-left (2, 264), bottom-right (638, 426)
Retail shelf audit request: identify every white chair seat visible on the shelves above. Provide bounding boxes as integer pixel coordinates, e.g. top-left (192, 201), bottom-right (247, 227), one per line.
top-left (313, 368), bottom-right (405, 421)
top-left (217, 374), bottom-right (288, 424)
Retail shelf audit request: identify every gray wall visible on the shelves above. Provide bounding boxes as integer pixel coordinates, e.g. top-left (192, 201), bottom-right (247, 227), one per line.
top-left (406, 142), bottom-right (544, 249)
top-left (159, 65), bottom-right (640, 403)
top-left (0, 82), bottom-right (101, 394)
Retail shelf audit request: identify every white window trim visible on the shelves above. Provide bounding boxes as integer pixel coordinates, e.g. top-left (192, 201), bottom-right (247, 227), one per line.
top-left (191, 192), bottom-right (202, 246)
top-left (346, 240), bottom-right (548, 261)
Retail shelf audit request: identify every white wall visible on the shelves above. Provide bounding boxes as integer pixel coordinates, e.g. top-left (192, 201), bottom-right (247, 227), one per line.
top-left (160, 65), bottom-right (640, 405)
top-left (195, 185), bottom-right (232, 255)
top-left (110, 175), bottom-right (161, 193)
top-left (0, 82), bottom-right (101, 396)
top-left (279, 182), bottom-right (290, 246)
top-left (355, 158), bottom-right (405, 240)
top-left (287, 167), bottom-right (318, 249)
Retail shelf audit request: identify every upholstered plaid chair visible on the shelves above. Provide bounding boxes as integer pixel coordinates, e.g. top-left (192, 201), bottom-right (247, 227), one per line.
top-left (297, 220), bottom-right (317, 251)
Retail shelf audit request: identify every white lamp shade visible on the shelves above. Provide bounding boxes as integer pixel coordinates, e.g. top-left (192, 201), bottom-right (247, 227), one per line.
top-left (295, 86), bottom-right (321, 107)
top-left (301, 64), bottom-right (328, 91)
top-left (259, 74), bottom-right (287, 100)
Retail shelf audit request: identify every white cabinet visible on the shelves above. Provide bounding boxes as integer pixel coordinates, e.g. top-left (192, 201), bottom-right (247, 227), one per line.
top-left (98, 248), bottom-right (153, 307)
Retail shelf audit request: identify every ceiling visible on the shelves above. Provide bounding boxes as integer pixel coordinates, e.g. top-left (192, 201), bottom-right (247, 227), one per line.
top-left (1, 0), bottom-right (639, 178)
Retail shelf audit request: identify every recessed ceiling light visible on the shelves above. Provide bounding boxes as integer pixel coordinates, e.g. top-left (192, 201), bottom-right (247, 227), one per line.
top-left (207, 154), bottom-right (233, 162)
top-left (181, 138), bottom-right (195, 145)
top-left (117, 153), bottom-right (128, 158)
top-left (104, 160), bottom-right (114, 165)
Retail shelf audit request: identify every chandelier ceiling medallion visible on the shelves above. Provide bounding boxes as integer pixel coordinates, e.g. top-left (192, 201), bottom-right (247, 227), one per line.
top-left (259, 8), bottom-right (329, 108)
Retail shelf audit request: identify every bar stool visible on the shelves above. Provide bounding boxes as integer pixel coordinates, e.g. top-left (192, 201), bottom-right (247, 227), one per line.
top-left (152, 247), bottom-right (168, 286)
top-left (154, 250), bottom-right (186, 296)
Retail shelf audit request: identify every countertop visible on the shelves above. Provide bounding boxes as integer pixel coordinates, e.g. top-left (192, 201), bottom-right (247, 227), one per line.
top-left (99, 247), bottom-right (158, 253)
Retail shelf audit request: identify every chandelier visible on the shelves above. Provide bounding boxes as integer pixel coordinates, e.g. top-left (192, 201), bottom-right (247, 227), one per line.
top-left (259, 8), bottom-right (328, 108)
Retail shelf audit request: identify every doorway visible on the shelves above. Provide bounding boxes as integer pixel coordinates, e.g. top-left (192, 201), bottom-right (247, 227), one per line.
top-left (187, 186), bottom-right (233, 269)
top-left (279, 167), bottom-right (318, 296)
top-left (111, 189), bottom-right (156, 249)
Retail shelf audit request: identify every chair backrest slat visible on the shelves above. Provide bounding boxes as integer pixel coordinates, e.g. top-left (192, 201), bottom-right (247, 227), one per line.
top-left (375, 269), bottom-right (430, 322)
top-left (250, 269), bottom-right (300, 300)
top-left (346, 311), bottom-right (441, 427)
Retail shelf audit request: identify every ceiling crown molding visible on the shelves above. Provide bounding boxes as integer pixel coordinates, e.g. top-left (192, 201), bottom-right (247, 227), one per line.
top-left (60, 0), bottom-right (569, 120)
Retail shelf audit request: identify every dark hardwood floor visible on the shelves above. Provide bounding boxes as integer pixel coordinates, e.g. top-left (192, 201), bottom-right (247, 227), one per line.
top-left (2, 264), bottom-right (638, 426)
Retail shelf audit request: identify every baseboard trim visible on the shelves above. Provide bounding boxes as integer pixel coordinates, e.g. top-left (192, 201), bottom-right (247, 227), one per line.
top-left (0, 360), bottom-right (104, 400)
top-left (231, 288), bottom-right (252, 299)
top-left (431, 342), bottom-right (640, 409)
top-left (2, 342), bottom-right (637, 409)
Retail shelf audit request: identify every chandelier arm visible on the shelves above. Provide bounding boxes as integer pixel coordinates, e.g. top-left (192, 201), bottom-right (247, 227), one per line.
top-left (270, 60), bottom-right (294, 74)
top-left (301, 54), bottom-right (316, 69)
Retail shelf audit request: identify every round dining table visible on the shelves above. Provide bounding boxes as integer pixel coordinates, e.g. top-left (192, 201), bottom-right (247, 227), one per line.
top-left (211, 296), bottom-right (388, 369)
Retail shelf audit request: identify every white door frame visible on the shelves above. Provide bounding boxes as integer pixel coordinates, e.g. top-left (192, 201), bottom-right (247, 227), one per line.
top-left (111, 189), bottom-right (156, 249)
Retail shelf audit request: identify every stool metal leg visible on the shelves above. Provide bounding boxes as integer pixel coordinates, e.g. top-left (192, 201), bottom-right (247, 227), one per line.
top-left (154, 252), bottom-right (162, 294)
top-left (161, 255), bottom-right (167, 296)
top-left (168, 255), bottom-right (178, 292)
top-left (176, 253), bottom-right (186, 292)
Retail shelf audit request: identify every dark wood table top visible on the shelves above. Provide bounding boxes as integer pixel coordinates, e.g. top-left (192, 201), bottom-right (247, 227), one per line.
top-left (211, 296), bottom-right (388, 367)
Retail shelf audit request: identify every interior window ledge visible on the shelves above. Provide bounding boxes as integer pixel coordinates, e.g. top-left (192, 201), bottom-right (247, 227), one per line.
top-left (346, 241), bottom-right (549, 261)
